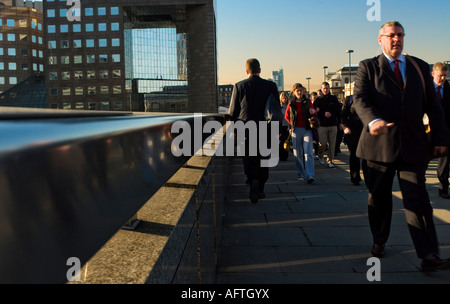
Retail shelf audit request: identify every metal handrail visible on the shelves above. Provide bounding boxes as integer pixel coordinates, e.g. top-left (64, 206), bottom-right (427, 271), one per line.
top-left (0, 108), bottom-right (227, 283)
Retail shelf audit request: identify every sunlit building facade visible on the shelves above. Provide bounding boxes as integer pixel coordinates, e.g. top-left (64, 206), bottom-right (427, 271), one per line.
top-left (43, 0), bottom-right (218, 113)
top-left (0, 0), bottom-right (44, 95)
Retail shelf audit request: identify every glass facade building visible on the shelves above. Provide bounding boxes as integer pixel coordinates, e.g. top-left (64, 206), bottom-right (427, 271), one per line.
top-left (43, 0), bottom-right (218, 113)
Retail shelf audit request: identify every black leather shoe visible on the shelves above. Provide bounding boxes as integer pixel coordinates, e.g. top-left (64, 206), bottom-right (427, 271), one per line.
top-left (439, 190), bottom-right (450, 199)
top-left (249, 180), bottom-right (259, 204)
top-left (421, 255), bottom-right (450, 272)
top-left (371, 243), bottom-right (385, 258)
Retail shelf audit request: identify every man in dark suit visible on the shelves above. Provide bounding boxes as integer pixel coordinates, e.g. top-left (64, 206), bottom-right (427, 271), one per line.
top-left (433, 62), bottom-right (450, 199)
top-left (353, 21), bottom-right (450, 272)
top-left (228, 58), bottom-right (279, 204)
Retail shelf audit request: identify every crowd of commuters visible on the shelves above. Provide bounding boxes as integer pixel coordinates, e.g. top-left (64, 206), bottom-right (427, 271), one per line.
top-left (228, 20), bottom-right (450, 272)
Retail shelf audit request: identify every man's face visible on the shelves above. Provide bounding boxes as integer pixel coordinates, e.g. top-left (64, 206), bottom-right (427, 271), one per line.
top-left (433, 70), bottom-right (448, 86)
top-left (378, 25), bottom-right (404, 59)
top-left (321, 84), bottom-right (330, 95)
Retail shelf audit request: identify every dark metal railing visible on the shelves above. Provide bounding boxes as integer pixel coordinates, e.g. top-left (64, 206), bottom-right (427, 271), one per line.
top-left (0, 107), bottom-right (227, 283)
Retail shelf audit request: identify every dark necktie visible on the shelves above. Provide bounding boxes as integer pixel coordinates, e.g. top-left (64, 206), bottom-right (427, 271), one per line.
top-left (437, 86), bottom-right (442, 101)
top-left (394, 60), bottom-right (404, 88)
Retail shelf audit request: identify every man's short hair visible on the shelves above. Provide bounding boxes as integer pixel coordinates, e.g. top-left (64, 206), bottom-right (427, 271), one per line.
top-left (246, 58), bottom-right (261, 74)
top-left (379, 21), bottom-right (404, 36)
top-left (322, 82), bottom-right (330, 87)
top-left (433, 62), bottom-right (449, 73)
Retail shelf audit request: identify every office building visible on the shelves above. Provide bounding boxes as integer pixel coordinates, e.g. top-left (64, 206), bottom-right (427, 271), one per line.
top-left (43, 0), bottom-right (218, 113)
top-left (272, 68), bottom-right (284, 92)
top-left (0, 0), bottom-right (44, 95)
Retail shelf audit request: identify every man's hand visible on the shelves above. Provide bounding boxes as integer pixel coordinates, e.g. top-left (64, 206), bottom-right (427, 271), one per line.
top-left (369, 120), bottom-right (395, 136)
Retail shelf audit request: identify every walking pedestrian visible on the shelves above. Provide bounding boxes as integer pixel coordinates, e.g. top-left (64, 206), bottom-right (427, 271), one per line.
top-left (353, 21), bottom-right (450, 271)
top-left (228, 58), bottom-right (279, 204)
top-left (285, 83), bottom-right (316, 183)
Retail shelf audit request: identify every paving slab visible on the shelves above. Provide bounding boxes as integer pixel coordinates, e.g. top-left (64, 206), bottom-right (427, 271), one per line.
top-left (216, 144), bottom-right (450, 286)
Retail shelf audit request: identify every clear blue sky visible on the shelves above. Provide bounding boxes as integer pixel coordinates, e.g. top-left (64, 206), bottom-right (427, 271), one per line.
top-left (216, 0), bottom-right (450, 91)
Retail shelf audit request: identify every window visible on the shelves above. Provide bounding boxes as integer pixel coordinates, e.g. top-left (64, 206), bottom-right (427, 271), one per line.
top-left (73, 55), bottom-right (82, 64)
top-left (86, 39), bottom-right (94, 47)
top-left (98, 7), bottom-right (106, 16)
top-left (76, 103), bottom-right (84, 110)
top-left (48, 25), bottom-right (56, 33)
top-left (113, 101), bottom-right (122, 110)
top-left (85, 8), bottom-right (94, 16)
top-left (7, 19), bottom-right (14, 27)
top-left (63, 103), bottom-right (71, 109)
top-left (60, 9), bottom-right (68, 18)
top-left (88, 102), bottom-right (96, 110)
top-left (61, 56), bottom-right (70, 64)
top-left (86, 55), bottom-right (95, 63)
top-left (9, 77), bottom-right (17, 85)
top-left (112, 54), bottom-right (120, 63)
top-left (98, 23), bottom-right (107, 31)
top-left (61, 40), bottom-right (69, 48)
top-left (62, 87), bottom-right (71, 96)
top-left (8, 48), bottom-right (16, 56)
top-left (49, 72), bottom-right (58, 80)
top-left (0, 77), bottom-right (4, 85)
top-left (39, 64), bottom-right (43, 72)
top-left (8, 62), bottom-right (16, 70)
top-left (99, 39), bottom-right (107, 47)
top-left (48, 56), bottom-right (57, 65)
top-left (48, 41), bottom-right (56, 49)
top-left (60, 24), bottom-right (69, 33)
top-left (47, 9), bottom-right (55, 17)
top-left (75, 87), bottom-right (83, 95)
top-left (19, 20), bottom-right (27, 27)
top-left (111, 7), bottom-right (119, 15)
top-left (32, 49), bottom-right (37, 57)
top-left (113, 86), bottom-right (121, 94)
top-left (87, 71), bottom-right (95, 79)
top-left (74, 71), bottom-right (83, 79)
top-left (111, 23), bottom-right (119, 31)
top-left (73, 40), bottom-right (82, 48)
top-left (0, 62), bottom-right (3, 70)
top-left (99, 70), bottom-right (108, 78)
top-left (21, 63), bottom-right (28, 70)
top-left (101, 102), bottom-right (109, 110)
top-left (0, 48), bottom-right (3, 56)
top-left (111, 38), bottom-right (120, 47)
top-left (7, 34), bottom-right (15, 41)
top-left (87, 86), bottom-right (96, 95)
top-left (86, 24), bottom-right (94, 32)
top-left (99, 54), bottom-right (108, 63)
top-left (39, 51), bottom-right (43, 58)
top-left (100, 86), bottom-right (109, 94)
top-left (50, 88), bottom-right (58, 96)
top-left (73, 24), bottom-right (81, 32)
top-left (32, 35), bottom-right (36, 43)
top-left (38, 37), bottom-right (43, 44)
top-left (61, 71), bottom-right (70, 80)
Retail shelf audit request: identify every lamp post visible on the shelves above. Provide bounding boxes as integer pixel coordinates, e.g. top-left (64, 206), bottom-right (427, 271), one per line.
top-left (322, 66), bottom-right (328, 82)
top-left (306, 77), bottom-right (311, 95)
top-left (346, 50), bottom-right (354, 96)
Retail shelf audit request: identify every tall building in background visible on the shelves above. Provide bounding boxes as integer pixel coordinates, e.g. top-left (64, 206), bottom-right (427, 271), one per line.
top-left (43, 0), bottom-right (218, 113)
top-left (272, 68), bottom-right (284, 92)
top-left (0, 0), bottom-right (44, 94)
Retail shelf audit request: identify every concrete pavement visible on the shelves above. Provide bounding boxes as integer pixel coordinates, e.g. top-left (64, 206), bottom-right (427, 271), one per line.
top-left (216, 144), bottom-right (450, 284)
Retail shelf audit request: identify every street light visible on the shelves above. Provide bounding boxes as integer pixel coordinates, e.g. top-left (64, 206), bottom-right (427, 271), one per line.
top-left (322, 66), bottom-right (328, 82)
top-left (306, 77), bottom-right (311, 95)
top-left (346, 50), bottom-right (354, 96)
